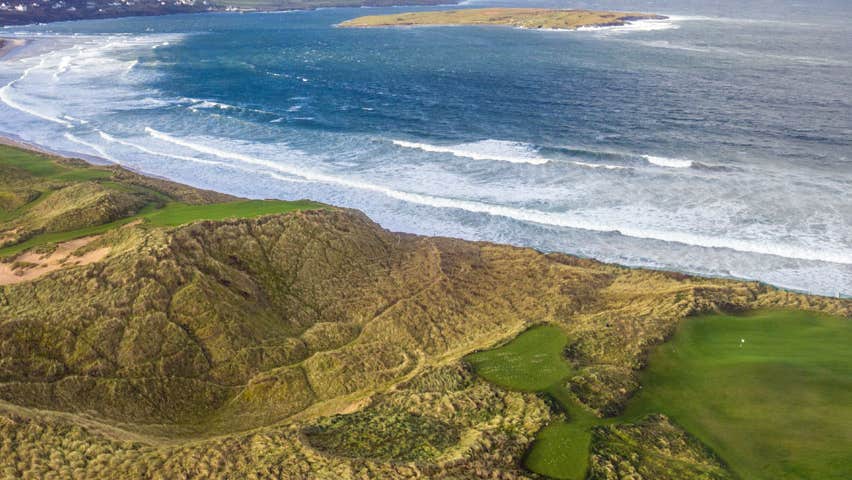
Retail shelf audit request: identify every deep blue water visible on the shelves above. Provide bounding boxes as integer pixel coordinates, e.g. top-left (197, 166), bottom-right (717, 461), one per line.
top-left (1, 0), bottom-right (850, 296)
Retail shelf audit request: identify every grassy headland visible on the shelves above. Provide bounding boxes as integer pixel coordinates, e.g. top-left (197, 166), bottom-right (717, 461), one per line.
top-left (0, 144), bottom-right (323, 259)
top-left (339, 8), bottom-right (666, 30)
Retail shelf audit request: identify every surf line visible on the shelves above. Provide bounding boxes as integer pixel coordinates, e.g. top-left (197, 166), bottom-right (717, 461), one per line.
top-left (142, 127), bottom-right (852, 265)
top-left (0, 54), bottom-right (72, 127)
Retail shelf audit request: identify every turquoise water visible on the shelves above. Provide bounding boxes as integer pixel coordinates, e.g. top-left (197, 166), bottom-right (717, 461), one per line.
top-left (1, 0), bottom-right (850, 295)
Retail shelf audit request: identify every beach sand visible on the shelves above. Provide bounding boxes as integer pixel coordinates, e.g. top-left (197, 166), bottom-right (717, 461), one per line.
top-left (0, 135), bottom-right (57, 156)
top-left (0, 38), bottom-right (26, 60)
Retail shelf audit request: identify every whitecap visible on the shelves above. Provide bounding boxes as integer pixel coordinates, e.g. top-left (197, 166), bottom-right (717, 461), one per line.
top-left (392, 139), bottom-right (549, 165)
top-left (0, 56), bottom-right (71, 127)
top-left (143, 128), bottom-right (852, 265)
top-left (63, 132), bottom-right (114, 161)
top-left (576, 18), bottom-right (679, 34)
top-left (644, 155), bottom-right (693, 168)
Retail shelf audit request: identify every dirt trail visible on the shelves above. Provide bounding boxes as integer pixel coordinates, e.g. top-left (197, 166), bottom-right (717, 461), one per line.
top-left (0, 236), bottom-right (109, 285)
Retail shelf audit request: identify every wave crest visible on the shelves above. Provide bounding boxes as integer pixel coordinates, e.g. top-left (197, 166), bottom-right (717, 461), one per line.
top-left (644, 155), bottom-right (693, 168)
top-left (392, 139), bottom-right (549, 165)
top-left (143, 128), bottom-right (851, 265)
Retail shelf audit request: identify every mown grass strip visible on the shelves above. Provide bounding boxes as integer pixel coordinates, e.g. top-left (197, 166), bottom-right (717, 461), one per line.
top-left (0, 144), bottom-right (111, 181)
top-left (0, 199), bottom-right (325, 257)
top-left (142, 199), bottom-right (326, 227)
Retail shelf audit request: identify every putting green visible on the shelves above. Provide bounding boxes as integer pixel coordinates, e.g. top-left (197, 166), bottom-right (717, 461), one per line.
top-left (466, 326), bottom-right (593, 478)
top-left (624, 309), bottom-right (852, 480)
top-left (466, 325), bottom-right (574, 391)
top-left (466, 310), bottom-right (852, 480)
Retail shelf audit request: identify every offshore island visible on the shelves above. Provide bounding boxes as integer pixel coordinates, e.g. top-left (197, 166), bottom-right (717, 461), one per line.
top-left (339, 8), bottom-right (668, 30)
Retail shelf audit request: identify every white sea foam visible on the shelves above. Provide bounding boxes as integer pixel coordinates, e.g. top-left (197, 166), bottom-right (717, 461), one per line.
top-left (666, 15), bottom-right (816, 27)
top-left (1, 34), bottom-right (184, 128)
top-left (628, 40), bottom-right (849, 66)
top-left (100, 130), bottom-right (310, 185)
top-left (0, 57), bottom-right (71, 126)
top-left (144, 128), bottom-right (852, 265)
top-left (393, 139), bottom-right (549, 165)
top-left (644, 155), bottom-right (693, 168)
top-left (63, 132), bottom-right (114, 161)
top-left (182, 97), bottom-right (279, 116)
top-left (98, 131), bottom-right (225, 167)
top-left (394, 139), bottom-right (631, 169)
top-left (576, 18), bottom-right (678, 34)
top-left (570, 160), bottom-right (628, 170)
top-left (62, 114), bottom-right (88, 124)
top-left (53, 55), bottom-right (72, 80)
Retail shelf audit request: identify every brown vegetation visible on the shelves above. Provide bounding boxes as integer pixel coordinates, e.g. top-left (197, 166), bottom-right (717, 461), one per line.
top-left (340, 8), bottom-right (666, 30)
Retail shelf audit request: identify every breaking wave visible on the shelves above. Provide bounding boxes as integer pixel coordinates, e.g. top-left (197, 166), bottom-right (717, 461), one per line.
top-left (392, 139), bottom-right (549, 165)
top-left (144, 127), bottom-right (851, 265)
top-left (644, 155), bottom-right (693, 168)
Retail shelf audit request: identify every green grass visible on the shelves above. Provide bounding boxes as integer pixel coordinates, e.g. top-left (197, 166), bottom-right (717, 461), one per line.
top-left (141, 199), bottom-right (325, 227)
top-left (624, 310), bottom-right (852, 480)
top-left (466, 325), bottom-right (574, 391)
top-left (468, 311), bottom-right (852, 480)
top-left (0, 200), bottom-right (326, 257)
top-left (0, 205), bottom-right (158, 257)
top-left (0, 144), bottom-right (110, 181)
top-left (466, 325), bottom-right (592, 479)
top-left (1, 143), bottom-right (325, 256)
top-left (524, 421), bottom-right (591, 480)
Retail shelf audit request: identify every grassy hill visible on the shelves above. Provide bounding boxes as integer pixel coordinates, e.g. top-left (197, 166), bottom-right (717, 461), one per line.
top-left (0, 144), bottom-right (848, 479)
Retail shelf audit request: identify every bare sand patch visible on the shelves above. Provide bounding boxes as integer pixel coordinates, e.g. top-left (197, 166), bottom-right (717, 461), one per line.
top-left (0, 228), bottom-right (21, 245)
top-left (0, 236), bottom-right (109, 285)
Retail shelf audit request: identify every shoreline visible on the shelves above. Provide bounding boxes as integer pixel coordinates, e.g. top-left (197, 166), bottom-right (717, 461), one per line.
top-left (0, 37), bottom-right (26, 59)
top-left (0, 132), bottom-right (846, 300)
top-left (0, 0), bottom-right (460, 28)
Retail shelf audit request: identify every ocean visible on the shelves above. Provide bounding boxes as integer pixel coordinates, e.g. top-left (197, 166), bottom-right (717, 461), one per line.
top-left (1, 0), bottom-right (850, 296)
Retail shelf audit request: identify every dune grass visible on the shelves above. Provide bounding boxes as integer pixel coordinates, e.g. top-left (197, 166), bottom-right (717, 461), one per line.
top-left (624, 310), bottom-right (852, 480)
top-left (467, 311), bottom-right (852, 480)
top-left (1, 144), bottom-right (326, 256)
top-left (0, 212), bottom-right (149, 257)
top-left (0, 200), bottom-right (326, 257)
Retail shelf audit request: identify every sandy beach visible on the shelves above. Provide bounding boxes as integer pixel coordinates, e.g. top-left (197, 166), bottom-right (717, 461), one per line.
top-left (0, 37), bottom-right (26, 59)
top-left (0, 134), bottom-right (58, 156)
